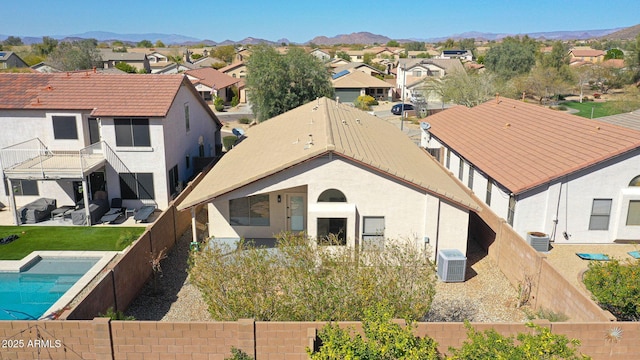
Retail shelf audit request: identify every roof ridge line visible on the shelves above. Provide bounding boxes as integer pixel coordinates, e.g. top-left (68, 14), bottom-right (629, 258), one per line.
top-left (323, 98), bottom-right (335, 148)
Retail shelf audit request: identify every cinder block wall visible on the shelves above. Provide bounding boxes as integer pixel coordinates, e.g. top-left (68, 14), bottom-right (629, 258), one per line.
top-left (2, 319), bottom-right (639, 359)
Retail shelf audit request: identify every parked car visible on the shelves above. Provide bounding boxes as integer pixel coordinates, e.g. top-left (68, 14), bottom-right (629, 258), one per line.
top-left (391, 103), bottom-right (414, 115)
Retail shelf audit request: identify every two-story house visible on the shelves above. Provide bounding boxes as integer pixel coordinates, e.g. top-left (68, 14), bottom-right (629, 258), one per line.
top-left (0, 72), bottom-right (222, 224)
top-left (396, 58), bottom-right (465, 102)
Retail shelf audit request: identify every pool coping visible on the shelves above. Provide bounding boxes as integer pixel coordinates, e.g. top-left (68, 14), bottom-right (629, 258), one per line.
top-left (0, 251), bottom-right (118, 320)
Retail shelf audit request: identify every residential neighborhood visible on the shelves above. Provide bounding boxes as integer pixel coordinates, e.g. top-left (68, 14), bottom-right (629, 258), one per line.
top-left (1, 7), bottom-right (640, 358)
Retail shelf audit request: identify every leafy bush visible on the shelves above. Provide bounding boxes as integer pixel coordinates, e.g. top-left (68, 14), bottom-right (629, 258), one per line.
top-left (231, 94), bottom-right (240, 107)
top-left (222, 136), bottom-right (237, 151)
top-left (225, 347), bottom-right (252, 360)
top-left (448, 322), bottom-right (588, 359)
top-left (189, 232), bottom-right (436, 321)
top-left (115, 62), bottom-right (137, 73)
top-left (214, 96), bottom-right (224, 111)
top-left (99, 307), bottom-right (135, 320)
top-left (308, 302), bottom-right (439, 359)
top-left (238, 117), bottom-right (251, 124)
top-left (525, 308), bottom-right (569, 322)
top-left (354, 95), bottom-right (378, 110)
top-left (583, 258), bottom-right (640, 321)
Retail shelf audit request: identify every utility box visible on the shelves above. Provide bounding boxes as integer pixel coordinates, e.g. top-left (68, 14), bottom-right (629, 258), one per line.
top-left (527, 232), bottom-right (550, 252)
top-left (437, 249), bottom-right (467, 282)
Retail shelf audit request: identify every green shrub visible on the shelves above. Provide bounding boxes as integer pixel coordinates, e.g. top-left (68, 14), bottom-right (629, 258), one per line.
top-left (308, 302), bottom-right (439, 359)
top-left (99, 307), bottom-right (135, 320)
top-left (189, 232), bottom-right (436, 321)
top-left (448, 322), bottom-right (588, 359)
top-left (222, 136), bottom-right (237, 151)
top-left (583, 258), bottom-right (640, 321)
top-left (525, 308), bottom-right (569, 322)
top-left (231, 94), bottom-right (240, 107)
top-left (214, 96), bottom-right (224, 112)
top-left (238, 117), bottom-right (251, 125)
top-left (225, 347), bottom-right (252, 360)
top-left (354, 95), bottom-right (378, 110)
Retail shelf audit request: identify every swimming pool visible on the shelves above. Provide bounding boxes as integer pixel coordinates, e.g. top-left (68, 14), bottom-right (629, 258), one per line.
top-left (0, 252), bottom-right (117, 320)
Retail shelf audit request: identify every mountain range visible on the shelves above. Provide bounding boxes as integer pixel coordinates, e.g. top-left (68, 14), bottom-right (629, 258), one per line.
top-left (1, 25), bottom-right (637, 46)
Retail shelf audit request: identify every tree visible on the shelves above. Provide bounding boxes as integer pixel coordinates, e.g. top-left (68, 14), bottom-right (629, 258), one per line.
top-left (404, 41), bottom-right (425, 52)
top-left (605, 48), bottom-right (624, 60)
top-left (590, 64), bottom-right (624, 94)
top-left (431, 69), bottom-right (498, 107)
top-left (484, 36), bottom-right (538, 80)
top-left (335, 51), bottom-right (351, 62)
top-left (47, 39), bottom-right (103, 71)
top-left (362, 52), bottom-right (375, 65)
top-left (517, 65), bottom-right (572, 104)
top-left (246, 45), bottom-right (333, 122)
top-left (211, 45), bottom-right (236, 64)
top-left (386, 40), bottom-right (400, 47)
top-left (115, 62), bottom-right (138, 73)
top-left (572, 64), bottom-right (592, 103)
top-left (32, 36), bottom-right (58, 56)
top-left (155, 40), bottom-right (165, 48)
top-left (540, 41), bottom-right (569, 70)
top-left (3, 36), bottom-right (23, 46)
top-left (442, 38), bottom-right (455, 50)
top-left (137, 40), bottom-right (153, 48)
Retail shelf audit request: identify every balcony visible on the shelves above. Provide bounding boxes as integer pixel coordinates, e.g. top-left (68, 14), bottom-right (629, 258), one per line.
top-left (0, 138), bottom-right (106, 180)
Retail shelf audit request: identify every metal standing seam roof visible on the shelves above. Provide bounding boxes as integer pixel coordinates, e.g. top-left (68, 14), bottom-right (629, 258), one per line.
top-left (177, 97), bottom-right (479, 211)
top-left (0, 72), bottom-right (193, 118)
top-left (425, 97), bottom-right (640, 195)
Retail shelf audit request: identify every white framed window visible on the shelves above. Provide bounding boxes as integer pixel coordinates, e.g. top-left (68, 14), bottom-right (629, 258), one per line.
top-left (627, 200), bottom-right (640, 226)
top-left (114, 118), bottom-right (150, 147)
top-left (362, 216), bottom-right (385, 250)
top-left (589, 199), bottom-right (612, 230)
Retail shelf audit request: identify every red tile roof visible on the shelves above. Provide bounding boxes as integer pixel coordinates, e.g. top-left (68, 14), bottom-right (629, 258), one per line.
top-left (184, 67), bottom-right (240, 90)
top-left (569, 49), bottom-right (605, 57)
top-left (426, 97), bottom-right (640, 194)
top-left (0, 72), bottom-right (188, 117)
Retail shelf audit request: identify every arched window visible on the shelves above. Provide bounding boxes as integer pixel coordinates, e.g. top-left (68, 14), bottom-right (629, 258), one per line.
top-left (630, 175), bottom-right (640, 187)
top-left (317, 189), bottom-right (346, 202)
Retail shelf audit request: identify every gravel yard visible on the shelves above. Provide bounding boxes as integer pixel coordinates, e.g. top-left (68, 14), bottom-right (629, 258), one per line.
top-left (126, 228), bottom-right (530, 323)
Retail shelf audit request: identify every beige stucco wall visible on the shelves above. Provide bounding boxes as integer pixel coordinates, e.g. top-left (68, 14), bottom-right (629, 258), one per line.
top-left (207, 155), bottom-right (470, 256)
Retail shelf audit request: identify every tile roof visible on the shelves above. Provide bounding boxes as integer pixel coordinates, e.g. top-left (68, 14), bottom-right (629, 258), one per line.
top-left (184, 67), bottom-right (240, 89)
top-left (99, 50), bottom-right (148, 61)
top-left (425, 97), bottom-right (640, 194)
top-left (0, 72), bottom-right (189, 117)
top-left (178, 97), bottom-right (479, 211)
top-left (569, 49), bottom-right (606, 57)
top-left (331, 70), bottom-right (392, 89)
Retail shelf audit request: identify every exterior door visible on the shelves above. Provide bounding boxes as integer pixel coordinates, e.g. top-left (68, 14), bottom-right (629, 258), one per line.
top-left (286, 194), bottom-right (305, 232)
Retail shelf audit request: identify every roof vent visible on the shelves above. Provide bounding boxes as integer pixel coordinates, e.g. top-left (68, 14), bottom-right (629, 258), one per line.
top-left (342, 119), bottom-right (347, 125)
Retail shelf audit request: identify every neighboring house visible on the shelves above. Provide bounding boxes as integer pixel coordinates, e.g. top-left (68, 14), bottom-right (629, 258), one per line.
top-left (177, 97), bottom-right (478, 258)
top-left (153, 62), bottom-right (196, 74)
top-left (439, 50), bottom-right (473, 61)
top-left (99, 50), bottom-right (151, 73)
top-left (184, 67), bottom-right (241, 103)
top-left (310, 48), bottom-right (331, 61)
top-left (569, 48), bottom-right (606, 64)
top-left (396, 58), bottom-right (465, 101)
top-left (31, 62), bottom-right (62, 73)
top-left (332, 62), bottom-right (385, 78)
top-left (234, 48), bottom-right (251, 63)
top-left (219, 62), bottom-right (248, 103)
top-left (0, 72), bottom-right (223, 223)
top-left (190, 56), bottom-right (225, 69)
top-left (0, 51), bottom-right (28, 69)
top-left (328, 58), bottom-right (350, 68)
top-left (332, 70), bottom-right (393, 102)
top-left (421, 96), bottom-right (640, 244)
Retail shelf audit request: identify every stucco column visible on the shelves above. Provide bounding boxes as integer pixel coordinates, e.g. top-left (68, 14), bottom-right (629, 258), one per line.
top-left (82, 178), bottom-right (91, 226)
top-left (5, 178), bottom-right (19, 225)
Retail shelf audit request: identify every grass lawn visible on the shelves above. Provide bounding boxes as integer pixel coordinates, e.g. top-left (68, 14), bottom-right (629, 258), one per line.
top-left (0, 226), bottom-right (145, 260)
top-left (562, 101), bottom-right (621, 119)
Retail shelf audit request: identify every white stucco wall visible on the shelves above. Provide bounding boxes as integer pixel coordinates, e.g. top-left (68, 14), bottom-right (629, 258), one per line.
top-left (426, 128), bottom-right (640, 244)
top-left (207, 155), bottom-right (470, 256)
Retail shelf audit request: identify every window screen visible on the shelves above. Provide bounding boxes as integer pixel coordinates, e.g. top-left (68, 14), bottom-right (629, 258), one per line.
top-left (589, 199), bottom-right (612, 230)
top-left (52, 116), bottom-right (78, 140)
top-left (627, 200), bottom-right (640, 226)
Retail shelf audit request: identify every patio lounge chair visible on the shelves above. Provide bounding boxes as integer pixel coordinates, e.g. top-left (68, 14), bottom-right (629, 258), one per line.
top-left (134, 205), bottom-right (155, 223)
top-left (576, 253), bottom-right (610, 261)
top-left (100, 208), bottom-right (124, 224)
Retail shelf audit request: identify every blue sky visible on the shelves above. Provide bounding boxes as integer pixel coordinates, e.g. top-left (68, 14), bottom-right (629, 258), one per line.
top-left (3, 0), bottom-right (639, 43)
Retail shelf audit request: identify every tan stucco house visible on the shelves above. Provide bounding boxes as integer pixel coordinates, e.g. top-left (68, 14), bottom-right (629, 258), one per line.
top-left (178, 97), bottom-right (479, 257)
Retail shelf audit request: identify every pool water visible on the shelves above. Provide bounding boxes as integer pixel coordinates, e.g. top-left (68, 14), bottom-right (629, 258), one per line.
top-left (0, 258), bottom-right (98, 320)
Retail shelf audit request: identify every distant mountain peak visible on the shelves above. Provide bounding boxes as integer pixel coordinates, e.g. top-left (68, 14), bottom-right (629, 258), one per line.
top-left (309, 31), bottom-right (391, 45)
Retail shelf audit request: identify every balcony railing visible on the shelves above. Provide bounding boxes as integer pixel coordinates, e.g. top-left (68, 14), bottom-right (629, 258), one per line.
top-left (0, 138), bottom-right (105, 179)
